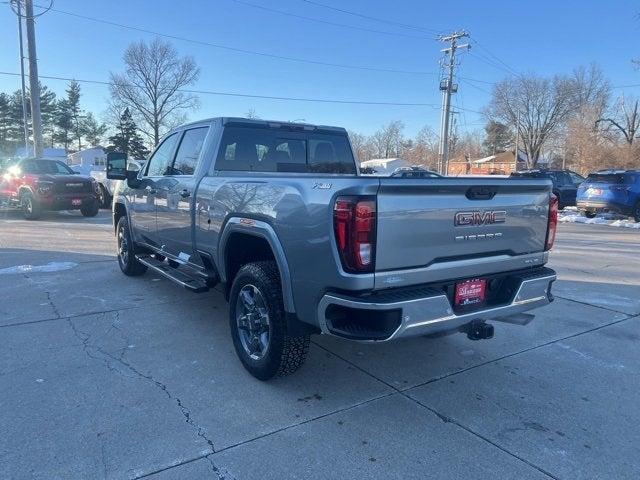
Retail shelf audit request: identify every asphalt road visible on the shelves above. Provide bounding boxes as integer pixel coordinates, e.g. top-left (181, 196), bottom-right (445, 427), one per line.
top-left (1, 209), bottom-right (639, 480)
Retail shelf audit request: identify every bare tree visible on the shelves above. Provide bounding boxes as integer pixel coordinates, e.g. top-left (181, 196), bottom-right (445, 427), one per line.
top-left (597, 96), bottom-right (640, 145)
top-left (370, 120), bottom-right (405, 158)
top-left (110, 38), bottom-right (200, 146)
top-left (347, 130), bottom-right (372, 162)
top-left (569, 63), bottom-right (610, 115)
top-left (245, 108), bottom-right (260, 119)
top-left (487, 74), bottom-right (575, 167)
top-left (404, 125), bottom-right (438, 169)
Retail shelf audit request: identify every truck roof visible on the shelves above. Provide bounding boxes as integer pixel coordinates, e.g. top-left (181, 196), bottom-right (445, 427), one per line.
top-left (178, 117), bottom-right (347, 134)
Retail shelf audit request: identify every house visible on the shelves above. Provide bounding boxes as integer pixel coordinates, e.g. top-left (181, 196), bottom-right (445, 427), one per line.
top-left (360, 158), bottom-right (412, 175)
top-left (14, 146), bottom-right (67, 160)
top-left (447, 150), bottom-right (528, 176)
top-left (67, 147), bottom-right (107, 175)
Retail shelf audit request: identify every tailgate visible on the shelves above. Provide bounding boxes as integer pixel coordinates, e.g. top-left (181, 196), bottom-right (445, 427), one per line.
top-left (375, 178), bottom-right (551, 284)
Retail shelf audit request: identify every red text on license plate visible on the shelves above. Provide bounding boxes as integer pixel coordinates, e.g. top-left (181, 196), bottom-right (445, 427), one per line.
top-left (72, 199), bottom-right (82, 206)
top-left (455, 279), bottom-right (487, 306)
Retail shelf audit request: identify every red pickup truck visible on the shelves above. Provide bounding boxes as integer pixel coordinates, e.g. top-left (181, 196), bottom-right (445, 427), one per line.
top-left (0, 158), bottom-right (100, 220)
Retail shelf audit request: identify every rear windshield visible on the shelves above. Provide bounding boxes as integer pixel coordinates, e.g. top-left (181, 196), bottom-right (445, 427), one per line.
top-left (586, 173), bottom-right (627, 184)
top-left (215, 126), bottom-right (356, 174)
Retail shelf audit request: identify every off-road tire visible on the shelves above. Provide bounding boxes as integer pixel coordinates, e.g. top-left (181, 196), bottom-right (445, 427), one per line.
top-left (229, 261), bottom-right (310, 380)
top-left (116, 216), bottom-right (147, 276)
top-left (81, 201), bottom-right (100, 217)
top-left (21, 192), bottom-right (41, 220)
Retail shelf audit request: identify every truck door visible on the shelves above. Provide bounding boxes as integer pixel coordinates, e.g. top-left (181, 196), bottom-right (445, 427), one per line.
top-left (156, 126), bottom-right (209, 264)
top-left (129, 132), bottom-right (180, 247)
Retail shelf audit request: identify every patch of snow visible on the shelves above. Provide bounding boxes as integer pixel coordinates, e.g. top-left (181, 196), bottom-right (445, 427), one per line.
top-left (559, 211), bottom-right (640, 229)
top-left (0, 261), bottom-right (78, 275)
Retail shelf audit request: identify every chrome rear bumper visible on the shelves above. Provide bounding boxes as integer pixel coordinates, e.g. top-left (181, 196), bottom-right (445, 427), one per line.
top-left (318, 269), bottom-right (556, 342)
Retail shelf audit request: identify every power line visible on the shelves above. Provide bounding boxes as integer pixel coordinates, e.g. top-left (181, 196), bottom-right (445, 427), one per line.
top-left (459, 76), bottom-right (496, 85)
top-left (35, 3), bottom-right (498, 86)
top-left (43, 5), bottom-right (439, 77)
top-left (230, 0), bottom-right (432, 40)
top-left (296, 0), bottom-right (443, 35)
top-left (469, 51), bottom-right (516, 77)
top-left (470, 37), bottom-right (520, 77)
top-left (612, 83), bottom-right (640, 89)
top-left (0, 70), bottom-right (475, 108)
top-left (460, 79), bottom-right (493, 95)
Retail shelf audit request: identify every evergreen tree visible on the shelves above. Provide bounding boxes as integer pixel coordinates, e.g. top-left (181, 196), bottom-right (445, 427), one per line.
top-left (7, 91), bottom-right (27, 153)
top-left (65, 81), bottom-right (85, 150)
top-left (0, 93), bottom-right (12, 155)
top-left (53, 99), bottom-right (73, 151)
top-left (106, 108), bottom-right (149, 159)
top-left (483, 120), bottom-right (513, 156)
top-left (39, 84), bottom-right (58, 148)
top-left (82, 112), bottom-right (107, 147)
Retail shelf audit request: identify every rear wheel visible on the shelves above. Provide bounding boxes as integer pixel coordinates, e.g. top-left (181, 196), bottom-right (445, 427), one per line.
top-left (116, 216), bottom-right (147, 276)
top-left (584, 211), bottom-right (597, 219)
top-left (229, 261), bottom-right (309, 380)
top-left (21, 192), bottom-right (41, 220)
top-left (633, 202), bottom-right (640, 223)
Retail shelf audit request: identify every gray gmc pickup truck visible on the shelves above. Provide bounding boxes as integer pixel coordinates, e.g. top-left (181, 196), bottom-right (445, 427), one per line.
top-left (107, 117), bottom-right (558, 380)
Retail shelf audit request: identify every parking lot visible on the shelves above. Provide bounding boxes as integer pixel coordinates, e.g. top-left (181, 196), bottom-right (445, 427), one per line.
top-left (1, 209), bottom-right (639, 480)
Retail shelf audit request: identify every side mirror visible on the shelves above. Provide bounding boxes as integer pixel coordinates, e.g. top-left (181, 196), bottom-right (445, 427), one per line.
top-left (106, 152), bottom-right (128, 180)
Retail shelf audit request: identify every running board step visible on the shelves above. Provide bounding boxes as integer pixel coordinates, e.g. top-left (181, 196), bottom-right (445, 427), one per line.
top-left (135, 254), bottom-right (209, 293)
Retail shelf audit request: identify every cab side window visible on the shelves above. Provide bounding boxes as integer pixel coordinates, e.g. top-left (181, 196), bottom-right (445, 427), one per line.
top-left (145, 133), bottom-right (179, 177)
top-left (170, 127), bottom-right (209, 175)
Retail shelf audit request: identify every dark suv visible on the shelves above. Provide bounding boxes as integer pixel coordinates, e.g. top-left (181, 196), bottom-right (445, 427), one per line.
top-left (510, 169), bottom-right (585, 209)
top-left (0, 158), bottom-right (100, 219)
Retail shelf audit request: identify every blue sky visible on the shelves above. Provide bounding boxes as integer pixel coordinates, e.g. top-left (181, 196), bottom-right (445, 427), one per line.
top-left (1, 0), bottom-right (639, 137)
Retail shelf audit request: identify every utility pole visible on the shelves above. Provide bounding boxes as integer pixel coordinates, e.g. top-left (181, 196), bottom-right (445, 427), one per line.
top-left (437, 31), bottom-right (470, 175)
top-left (14, 0), bottom-right (30, 153)
top-left (25, 0), bottom-right (43, 157)
top-left (514, 109), bottom-right (520, 171)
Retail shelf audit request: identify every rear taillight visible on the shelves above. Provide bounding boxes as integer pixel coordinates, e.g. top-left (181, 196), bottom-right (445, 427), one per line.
top-left (333, 196), bottom-right (376, 273)
top-left (545, 194), bottom-right (558, 251)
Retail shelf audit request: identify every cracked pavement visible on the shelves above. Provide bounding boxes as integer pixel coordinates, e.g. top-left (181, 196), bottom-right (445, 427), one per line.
top-left (1, 209), bottom-right (639, 479)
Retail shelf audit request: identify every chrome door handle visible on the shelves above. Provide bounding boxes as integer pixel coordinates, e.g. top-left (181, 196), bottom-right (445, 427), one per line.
top-left (180, 189), bottom-right (191, 198)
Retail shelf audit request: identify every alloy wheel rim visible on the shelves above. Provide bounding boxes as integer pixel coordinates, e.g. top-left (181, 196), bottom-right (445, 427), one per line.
top-left (236, 284), bottom-right (271, 360)
top-left (117, 225), bottom-right (129, 265)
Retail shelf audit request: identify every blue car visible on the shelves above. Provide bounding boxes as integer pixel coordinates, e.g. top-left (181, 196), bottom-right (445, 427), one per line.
top-left (577, 170), bottom-right (640, 222)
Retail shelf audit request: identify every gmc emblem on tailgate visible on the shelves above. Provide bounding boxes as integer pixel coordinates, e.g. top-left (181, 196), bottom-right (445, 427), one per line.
top-left (454, 210), bottom-right (507, 227)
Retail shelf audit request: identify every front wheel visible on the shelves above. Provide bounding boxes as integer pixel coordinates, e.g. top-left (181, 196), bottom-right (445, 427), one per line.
top-left (22, 192), bottom-right (41, 220)
top-left (81, 201), bottom-right (100, 217)
top-left (633, 202), bottom-right (640, 223)
top-left (584, 211), bottom-right (597, 219)
top-left (229, 261), bottom-right (309, 380)
top-left (116, 217), bottom-right (147, 276)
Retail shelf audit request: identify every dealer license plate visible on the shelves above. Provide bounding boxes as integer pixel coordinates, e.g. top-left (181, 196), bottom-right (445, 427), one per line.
top-left (455, 279), bottom-right (487, 306)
